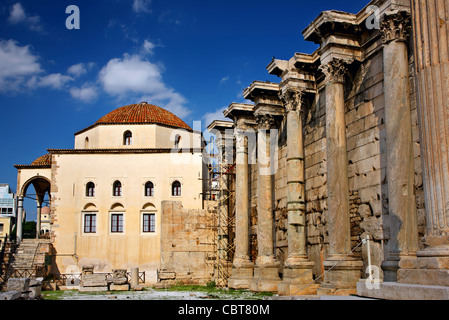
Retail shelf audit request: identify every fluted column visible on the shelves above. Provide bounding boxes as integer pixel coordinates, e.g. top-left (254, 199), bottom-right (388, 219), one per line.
top-left (321, 59), bottom-right (352, 258)
top-left (404, 1), bottom-right (449, 286)
top-left (318, 58), bottom-right (363, 293)
top-left (379, 10), bottom-right (419, 281)
top-left (228, 120), bottom-right (254, 289)
top-left (249, 114), bottom-right (281, 292)
top-left (278, 89), bottom-right (315, 295)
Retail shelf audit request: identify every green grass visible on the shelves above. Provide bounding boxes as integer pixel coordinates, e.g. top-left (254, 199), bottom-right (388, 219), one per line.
top-left (41, 285), bottom-right (275, 300)
top-left (152, 284), bottom-right (274, 299)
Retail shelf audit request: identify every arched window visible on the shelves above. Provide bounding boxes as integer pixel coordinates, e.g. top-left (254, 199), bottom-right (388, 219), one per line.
top-left (85, 137), bottom-right (89, 149)
top-left (172, 180), bottom-right (181, 196)
top-left (145, 181), bottom-right (154, 197)
top-left (86, 182), bottom-right (95, 197)
top-left (123, 131), bottom-right (132, 146)
top-left (174, 135), bottom-right (181, 148)
top-left (113, 181), bottom-right (122, 197)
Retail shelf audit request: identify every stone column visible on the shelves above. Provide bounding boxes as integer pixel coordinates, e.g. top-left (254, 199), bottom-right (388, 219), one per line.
top-left (16, 196), bottom-right (24, 243)
top-left (36, 198), bottom-right (43, 239)
top-left (278, 89), bottom-right (315, 295)
top-left (318, 58), bottom-right (363, 294)
top-left (379, 10), bottom-right (419, 281)
top-left (249, 114), bottom-right (281, 292)
top-left (404, 1), bottom-right (449, 286)
top-left (228, 122), bottom-right (254, 289)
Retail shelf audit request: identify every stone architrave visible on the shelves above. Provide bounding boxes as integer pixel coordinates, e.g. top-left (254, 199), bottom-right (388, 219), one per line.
top-left (318, 58), bottom-right (363, 294)
top-left (249, 114), bottom-right (281, 292)
top-left (379, 10), bottom-right (419, 281)
top-left (277, 89), bottom-right (315, 295)
top-left (228, 119), bottom-right (254, 289)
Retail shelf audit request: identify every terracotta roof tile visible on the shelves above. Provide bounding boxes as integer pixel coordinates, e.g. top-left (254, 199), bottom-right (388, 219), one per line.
top-left (30, 154), bottom-right (52, 166)
top-left (94, 102), bottom-right (191, 131)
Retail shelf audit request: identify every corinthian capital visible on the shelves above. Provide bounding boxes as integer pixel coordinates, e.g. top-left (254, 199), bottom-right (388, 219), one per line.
top-left (280, 89), bottom-right (305, 113)
top-left (319, 58), bottom-right (348, 84)
top-left (256, 114), bottom-right (275, 131)
top-left (380, 11), bottom-right (411, 44)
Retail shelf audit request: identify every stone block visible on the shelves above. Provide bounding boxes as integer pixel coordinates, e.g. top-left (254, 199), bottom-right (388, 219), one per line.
top-left (82, 274), bottom-right (107, 287)
top-left (357, 281), bottom-right (449, 300)
top-left (7, 278), bottom-right (30, 292)
top-left (0, 291), bottom-right (22, 300)
top-left (79, 286), bottom-right (109, 292)
top-left (110, 283), bottom-right (130, 291)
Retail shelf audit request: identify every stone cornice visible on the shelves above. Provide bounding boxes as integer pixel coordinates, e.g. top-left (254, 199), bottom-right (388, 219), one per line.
top-left (243, 81), bottom-right (280, 101)
top-left (14, 164), bottom-right (51, 170)
top-left (379, 10), bottom-right (411, 44)
top-left (223, 103), bottom-right (255, 122)
top-left (47, 148), bottom-right (204, 154)
top-left (302, 10), bottom-right (361, 44)
top-left (207, 120), bottom-right (234, 132)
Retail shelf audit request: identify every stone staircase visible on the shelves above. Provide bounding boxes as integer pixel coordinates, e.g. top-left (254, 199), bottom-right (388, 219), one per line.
top-left (10, 239), bottom-right (42, 269)
top-left (1, 239), bottom-right (51, 287)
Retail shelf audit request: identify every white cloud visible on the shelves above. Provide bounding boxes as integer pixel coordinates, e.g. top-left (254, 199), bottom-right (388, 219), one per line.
top-left (132, 0), bottom-right (152, 13)
top-left (0, 39), bottom-right (42, 93)
top-left (35, 73), bottom-right (74, 89)
top-left (99, 54), bottom-right (164, 95)
top-left (99, 53), bottom-right (190, 118)
top-left (70, 84), bottom-right (99, 103)
top-left (219, 76), bottom-right (230, 85)
top-left (141, 39), bottom-right (156, 55)
top-left (67, 62), bottom-right (95, 78)
top-left (202, 106), bottom-right (228, 128)
top-left (8, 3), bottom-right (43, 32)
top-left (67, 63), bottom-right (87, 77)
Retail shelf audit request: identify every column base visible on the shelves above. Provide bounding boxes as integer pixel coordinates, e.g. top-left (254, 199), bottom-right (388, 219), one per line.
top-left (396, 248), bottom-right (449, 286)
top-left (249, 258), bottom-right (281, 292)
top-left (278, 258), bottom-right (316, 295)
top-left (381, 259), bottom-right (400, 282)
top-left (228, 261), bottom-right (254, 290)
top-left (317, 255), bottom-right (363, 295)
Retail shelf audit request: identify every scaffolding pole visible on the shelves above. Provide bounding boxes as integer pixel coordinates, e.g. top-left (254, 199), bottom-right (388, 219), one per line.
top-left (202, 136), bottom-right (236, 287)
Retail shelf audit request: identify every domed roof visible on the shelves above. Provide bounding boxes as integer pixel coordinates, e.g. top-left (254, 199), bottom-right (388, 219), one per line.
top-left (31, 154), bottom-right (52, 166)
top-left (94, 102), bottom-right (191, 131)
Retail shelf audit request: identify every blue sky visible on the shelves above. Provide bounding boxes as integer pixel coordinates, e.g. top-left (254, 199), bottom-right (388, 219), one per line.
top-left (0, 0), bottom-right (364, 219)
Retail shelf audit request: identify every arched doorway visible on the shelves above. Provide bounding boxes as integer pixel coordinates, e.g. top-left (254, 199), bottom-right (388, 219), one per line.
top-left (18, 176), bottom-right (51, 241)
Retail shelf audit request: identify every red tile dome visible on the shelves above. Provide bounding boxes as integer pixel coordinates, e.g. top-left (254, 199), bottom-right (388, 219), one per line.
top-left (31, 154), bottom-right (52, 166)
top-left (94, 102), bottom-right (191, 131)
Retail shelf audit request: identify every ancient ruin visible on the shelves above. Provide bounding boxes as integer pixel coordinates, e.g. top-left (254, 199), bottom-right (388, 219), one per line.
top-left (2, 0), bottom-right (449, 300)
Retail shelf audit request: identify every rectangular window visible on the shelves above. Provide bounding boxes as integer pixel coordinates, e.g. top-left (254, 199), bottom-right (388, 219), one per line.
top-left (111, 214), bottom-right (124, 233)
top-left (0, 224), bottom-right (4, 232)
top-left (143, 214), bottom-right (155, 233)
top-left (84, 214), bottom-right (96, 233)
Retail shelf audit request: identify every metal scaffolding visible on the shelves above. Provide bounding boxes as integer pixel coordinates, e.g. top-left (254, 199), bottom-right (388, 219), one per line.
top-left (202, 135), bottom-right (236, 287)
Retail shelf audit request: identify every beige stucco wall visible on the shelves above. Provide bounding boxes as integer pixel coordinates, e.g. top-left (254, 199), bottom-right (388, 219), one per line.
top-left (50, 150), bottom-right (205, 283)
top-left (74, 124), bottom-right (201, 150)
top-left (0, 217), bottom-right (12, 240)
